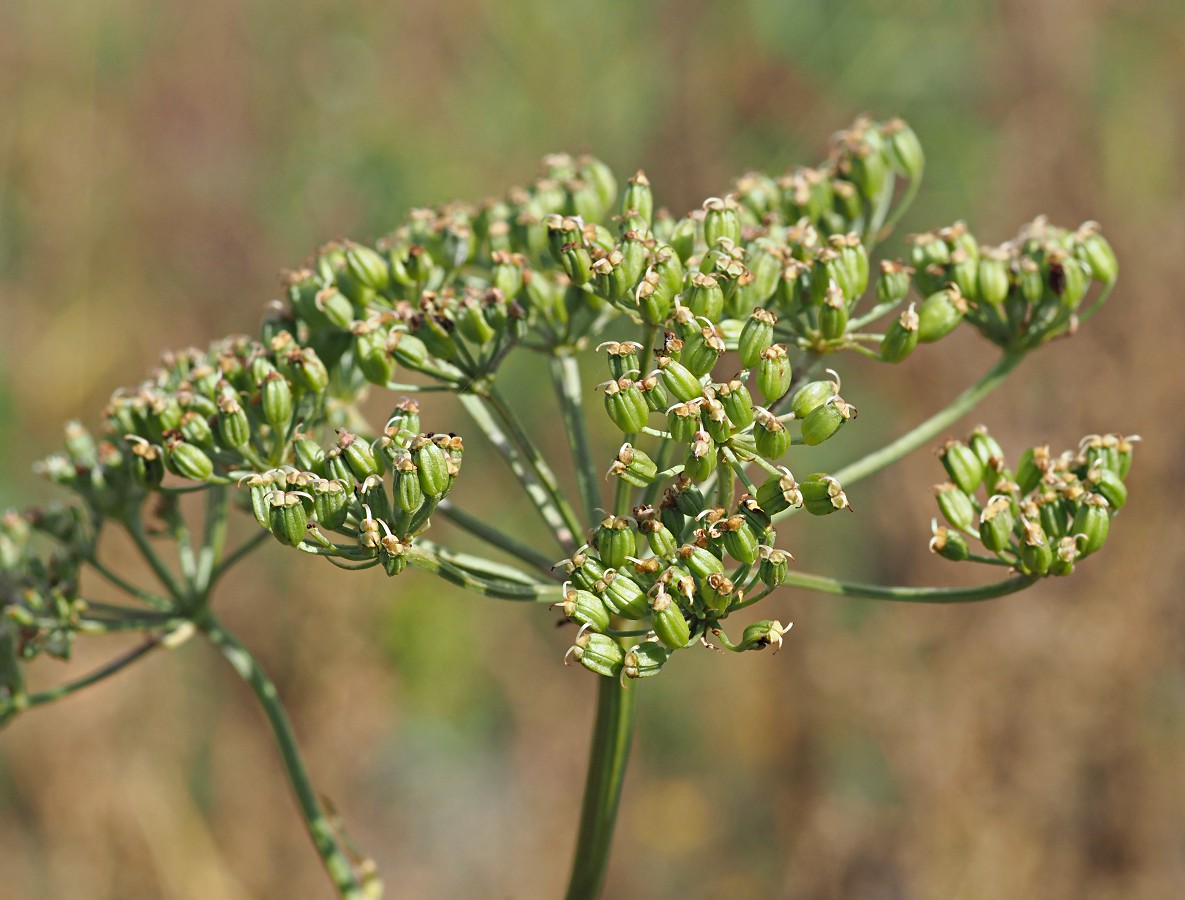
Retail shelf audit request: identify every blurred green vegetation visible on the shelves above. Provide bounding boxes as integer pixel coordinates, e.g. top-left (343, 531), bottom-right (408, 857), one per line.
top-left (2, 0), bottom-right (1183, 897)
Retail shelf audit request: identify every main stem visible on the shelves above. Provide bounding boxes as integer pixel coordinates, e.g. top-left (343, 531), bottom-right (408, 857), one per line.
top-left (564, 677), bottom-right (639, 900)
top-left (198, 613), bottom-right (366, 900)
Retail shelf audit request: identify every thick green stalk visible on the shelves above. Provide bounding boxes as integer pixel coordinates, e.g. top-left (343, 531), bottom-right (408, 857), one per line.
top-left (550, 352), bottom-right (603, 524)
top-left (564, 676), bottom-right (639, 900)
top-left (198, 613), bottom-right (367, 900)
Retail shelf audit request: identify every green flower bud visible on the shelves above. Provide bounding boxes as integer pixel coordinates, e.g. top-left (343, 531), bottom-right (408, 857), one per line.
top-left (978, 495), bottom-right (1016, 554)
top-left (800, 473), bottom-right (850, 516)
top-left (656, 356), bottom-right (704, 404)
top-left (753, 409), bottom-right (791, 459)
top-left (739, 619), bottom-right (791, 652)
top-left (568, 632), bottom-right (625, 679)
top-left (337, 431), bottom-right (380, 482)
top-left (307, 478), bottom-right (348, 531)
top-left (755, 344), bottom-right (792, 404)
top-left (323, 447), bottom-right (354, 486)
top-left (164, 438), bottom-right (215, 482)
top-left (558, 588), bottom-right (611, 633)
top-left (917, 286), bottom-right (967, 343)
top-left (600, 377), bottom-right (650, 434)
top-left (649, 586), bottom-right (692, 650)
top-left (1070, 494), bottom-right (1110, 557)
top-left (880, 303), bottom-right (920, 363)
top-left (268, 490), bottom-right (310, 547)
top-left (939, 439), bottom-right (985, 495)
top-left (622, 641), bottom-right (670, 681)
top-left (801, 395), bottom-right (856, 446)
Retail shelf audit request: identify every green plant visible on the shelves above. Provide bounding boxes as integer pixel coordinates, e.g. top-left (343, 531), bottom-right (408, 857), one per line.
top-left (0, 117), bottom-right (1133, 899)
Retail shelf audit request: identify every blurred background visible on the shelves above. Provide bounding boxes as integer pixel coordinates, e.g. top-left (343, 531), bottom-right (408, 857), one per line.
top-left (2, 0), bottom-right (1183, 897)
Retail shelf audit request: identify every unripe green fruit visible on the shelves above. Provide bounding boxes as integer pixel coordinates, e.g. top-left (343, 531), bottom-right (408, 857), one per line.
top-left (165, 439), bottom-right (215, 482)
top-left (979, 495), bottom-right (1016, 554)
top-left (755, 345), bottom-right (792, 403)
top-left (801, 396), bottom-right (856, 446)
top-left (569, 632), bottom-right (624, 679)
top-left (880, 304), bottom-right (920, 363)
top-left (622, 642), bottom-right (670, 681)
top-left (649, 588), bottom-right (692, 650)
top-left (917, 287), bottom-right (967, 343)
top-left (560, 589), bottom-right (611, 633)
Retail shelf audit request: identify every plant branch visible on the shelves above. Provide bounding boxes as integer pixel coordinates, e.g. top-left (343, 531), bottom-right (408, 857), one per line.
top-left (197, 613), bottom-right (368, 900)
top-left (550, 352), bottom-right (603, 524)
